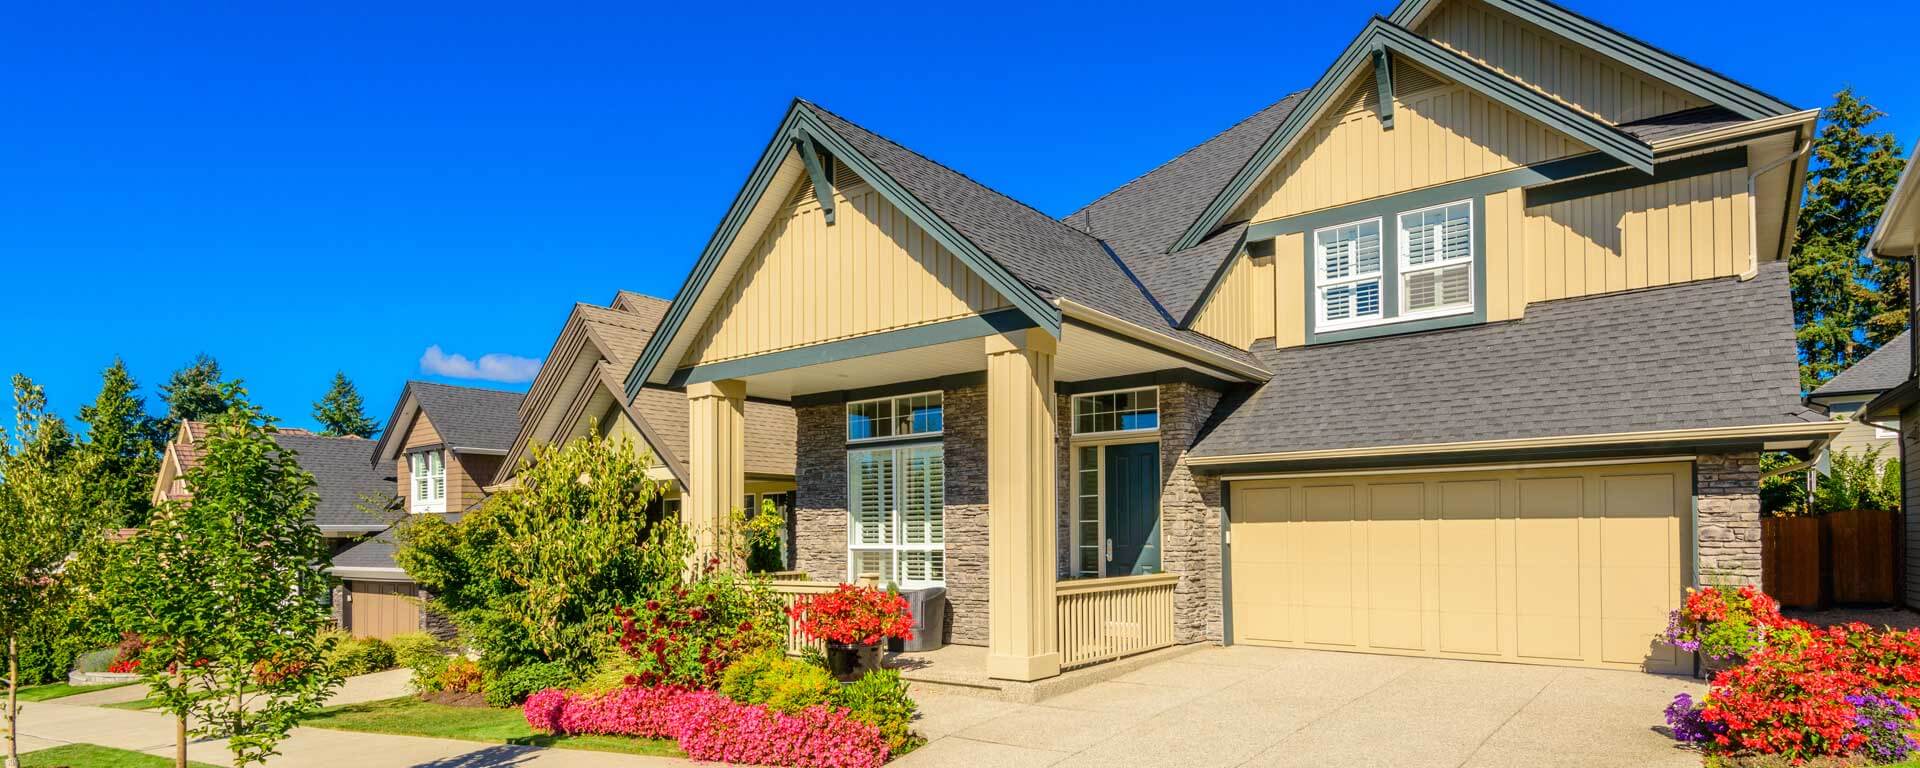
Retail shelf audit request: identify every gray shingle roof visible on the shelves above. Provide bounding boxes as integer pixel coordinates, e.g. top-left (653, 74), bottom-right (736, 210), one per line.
top-left (1618, 106), bottom-right (1749, 144)
top-left (332, 530), bottom-right (400, 571)
top-left (800, 101), bottom-right (1263, 372)
top-left (407, 381), bottom-right (525, 453)
top-left (1062, 95), bottom-right (1303, 319)
top-left (1191, 262), bottom-right (1819, 458)
top-left (1812, 330), bottom-right (1912, 398)
top-left (274, 432), bottom-right (395, 529)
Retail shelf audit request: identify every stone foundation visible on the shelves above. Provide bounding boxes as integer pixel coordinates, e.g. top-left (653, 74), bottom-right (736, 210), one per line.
top-left (1695, 451), bottom-right (1762, 586)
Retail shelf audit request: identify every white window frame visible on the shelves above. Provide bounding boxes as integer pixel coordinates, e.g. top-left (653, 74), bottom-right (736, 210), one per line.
top-left (1395, 199), bottom-right (1476, 321)
top-left (845, 442), bottom-right (945, 589)
top-left (845, 391), bottom-right (944, 444)
top-left (1312, 217), bottom-right (1385, 331)
top-left (1067, 435), bottom-right (1162, 579)
top-left (408, 449), bottom-right (446, 514)
top-left (1071, 386), bottom-right (1161, 438)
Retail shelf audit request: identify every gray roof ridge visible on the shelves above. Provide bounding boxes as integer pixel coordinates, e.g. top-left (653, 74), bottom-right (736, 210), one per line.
top-left (798, 99), bottom-right (1109, 254)
top-left (1062, 90), bottom-right (1307, 228)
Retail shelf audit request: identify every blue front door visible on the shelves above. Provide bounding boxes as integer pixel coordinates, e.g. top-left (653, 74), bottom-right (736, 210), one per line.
top-left (1103, 442), bottom-right (1161, 576)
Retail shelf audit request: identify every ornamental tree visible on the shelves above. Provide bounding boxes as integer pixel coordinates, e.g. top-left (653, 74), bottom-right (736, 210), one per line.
top-left (397, 428), bottom-right (664, 674)
top-left (112, 385), bottom-right (340, 768)
top-left (0, 376), bottom-right (108, 768)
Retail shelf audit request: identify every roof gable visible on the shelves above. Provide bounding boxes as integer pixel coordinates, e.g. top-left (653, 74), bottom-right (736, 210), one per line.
top-left (371, 381), bottom-right (525, 465)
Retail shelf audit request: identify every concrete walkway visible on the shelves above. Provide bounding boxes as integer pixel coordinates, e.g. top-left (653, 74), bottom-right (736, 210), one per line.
top-left (896, 645), bottom-right (1705, 768)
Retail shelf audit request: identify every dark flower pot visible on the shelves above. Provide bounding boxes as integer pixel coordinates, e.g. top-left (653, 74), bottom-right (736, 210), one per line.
top-left (826, 642), bottom-right (879, 681)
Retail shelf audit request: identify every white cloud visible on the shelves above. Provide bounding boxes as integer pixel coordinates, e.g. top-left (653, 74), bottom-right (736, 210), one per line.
top-left (419, 345), bottom-right (541, 383)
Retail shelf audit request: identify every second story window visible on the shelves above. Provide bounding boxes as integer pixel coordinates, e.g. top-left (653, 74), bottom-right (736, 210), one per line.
top-left (847, 392), bottom-right (943, 442)
top-left (410, 449), bottom-right (446, 514)
top-left (1314, 219), bottom-right (1383, 329)
top-left (1398, 200), bottom-right (1474, 318)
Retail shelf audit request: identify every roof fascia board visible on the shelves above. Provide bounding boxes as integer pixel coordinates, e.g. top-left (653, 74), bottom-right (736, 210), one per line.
top-left (1169, 18), bottom-right (1653, 253)
top-left (1187, 421), bottom-right (1845, 468)
top-left (668, 308), bottom-right (1037, 388)
top-left (1057, 299), bottom-right (1270, 382)
top-left (626, 103), bottom-right (1061, 399)
top-left (1869, 139), bottom-right (1920, 258)
top-left (369, 384), bottom-right (419, 466)
top-left (1390, 0), bottom-right (1796, 120)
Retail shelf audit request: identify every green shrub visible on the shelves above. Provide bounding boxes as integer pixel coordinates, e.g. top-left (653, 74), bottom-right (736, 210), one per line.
top-left (72, 647), bottom-right (119, 675)
top-left (483, 661), bottom-right (579, 708)
top-left (834, 668), bottom-right (919, 754)
top-left (388, 632), bottom-right (444, 670)
top-left (437, 657), bottom-right (483, 694)
top-left (324, 635), bottom-right (397, 677)
top-left (719, 649), bottom-right (836, 714)
top-left (1812, 447), bottom-right (1902, 514)
top-left (409, 654), bottom-right (451, 693)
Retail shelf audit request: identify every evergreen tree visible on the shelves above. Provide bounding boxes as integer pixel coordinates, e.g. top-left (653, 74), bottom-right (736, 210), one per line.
top-left (77, 359), bottom-right (162, 527)
top-left (157, 354), bottom-right (232, 433)
top-left (1791, 88), bottom-right (1909, 390)
top-left (310, 372), bottom-right (378, 438)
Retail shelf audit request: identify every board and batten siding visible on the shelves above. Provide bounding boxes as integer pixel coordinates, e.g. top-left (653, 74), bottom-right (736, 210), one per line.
top-left (682, 181), bottom-right (1009, 367)
top-left (396, 411), bottom-right (489, 514)
top-left (1415, 0), bottom-right (1705, 125)
top-left (1230, 77), bottom-right (1590, 226)
top-left (1189, 250), bottom-right (1276, 348)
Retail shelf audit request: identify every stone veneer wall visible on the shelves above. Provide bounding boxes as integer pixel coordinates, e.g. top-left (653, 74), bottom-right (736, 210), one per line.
top-left (1157, 383), bottom-right (1226, 643)
top-left (792, 383), bottom-right (991, 646)
top-left (1695, 451), bottom-right (1762, 586)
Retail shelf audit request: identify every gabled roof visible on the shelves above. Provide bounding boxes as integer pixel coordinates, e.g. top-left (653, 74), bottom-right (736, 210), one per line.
top-left (1191, 262), bottom-right (1822, 461)
top-left (371, 381), bottom-right (525, 465)
top-left (1811, 330), bottom-right (1913, 400)
top-left (158, 422), bottom-right (394, 531)
top-left (1168, 17), bottom-right (1658, 254)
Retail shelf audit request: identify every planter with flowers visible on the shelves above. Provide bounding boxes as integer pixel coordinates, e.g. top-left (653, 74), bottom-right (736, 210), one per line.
top-left (788, 584), bottom-right (914, 681)
top-left (1659, 584), bottom-right (1790, 675)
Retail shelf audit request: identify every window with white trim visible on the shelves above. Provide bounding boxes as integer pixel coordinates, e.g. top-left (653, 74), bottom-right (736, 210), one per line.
top-left (847, 444), bottom-right (944, 587)
top-left (1314, 218), bottom-right (1383, 328)
top-left (847, 392), bottom-right (943, 442)
top-left (1397, 200), bottom-right (1474, 317)
top-left (1072, 388), bottom-right (1159, 435)
top-left (409, 449), bottom-right (446, 514)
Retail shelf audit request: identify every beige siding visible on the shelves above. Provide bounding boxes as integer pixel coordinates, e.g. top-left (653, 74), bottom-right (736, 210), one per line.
top-left (395, 411), bottom-right (491, 514)
top-left (1416, 0), bottom-right (1704, 124)
top-left (1190, 252), bottom-right (1276, 348)
top-left (346, 580), bottom-right (422, 640)
top-left (1234, 79), bottom-right (1589, 225)
top-left (1518, 168), bottom-right (1751, 303)
top-left (684, 182), bottom-right (1009, 367)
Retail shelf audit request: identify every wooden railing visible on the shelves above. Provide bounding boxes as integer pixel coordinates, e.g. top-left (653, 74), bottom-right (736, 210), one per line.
top-left (762, 570), bottom-right (811, 582)
top-left (1056, 573), bottom-right (1179, 669)
top-left (768, 580), bottom-right (839, 654)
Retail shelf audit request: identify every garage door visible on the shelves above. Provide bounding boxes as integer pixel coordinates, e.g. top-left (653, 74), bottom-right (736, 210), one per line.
top-left (347, 580), bottom-right (422, 639)
top-left (1228, 462), bottom-right (1688, 672)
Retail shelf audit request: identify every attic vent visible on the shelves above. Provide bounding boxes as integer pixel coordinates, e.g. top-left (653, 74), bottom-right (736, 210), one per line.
top-left (1338, 61), bottom-right (1449, 114)
top-left (1339, 72), bottom-right (1382, 113)
top-left (790, 154), bottom-right (865, 208)
top-left (832, 157), bottom-right (865, 190)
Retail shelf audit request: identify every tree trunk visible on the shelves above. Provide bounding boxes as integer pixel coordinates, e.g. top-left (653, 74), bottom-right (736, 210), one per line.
top-left (5, 635), bottom-right (19, 768)
top-left (174, 663), bottom-right (187, 768)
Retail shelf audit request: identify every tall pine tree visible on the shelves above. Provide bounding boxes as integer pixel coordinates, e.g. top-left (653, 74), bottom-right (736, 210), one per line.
top-left (310, 372), bottom-right (378, 438)
top-left (77, 358), bottom-right (162, 527)
top-left (157, 354), bottom-right (232, 434)
top-left (1791, 88), bottom-right (1909, 390)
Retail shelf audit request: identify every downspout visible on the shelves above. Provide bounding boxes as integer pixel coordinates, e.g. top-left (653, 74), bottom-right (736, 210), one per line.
top-left (1741, 139), bottom-right (1812, 280)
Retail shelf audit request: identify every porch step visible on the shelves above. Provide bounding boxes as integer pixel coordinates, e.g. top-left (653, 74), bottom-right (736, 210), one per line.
top-left (888, 642), bottom-right (1206, 704)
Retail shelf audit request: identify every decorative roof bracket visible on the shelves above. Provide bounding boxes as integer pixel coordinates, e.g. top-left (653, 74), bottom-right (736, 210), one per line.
top-left (1372, 48), bottom-right (1395, 130)
top-left (792, 128), bottom-right (835, 225)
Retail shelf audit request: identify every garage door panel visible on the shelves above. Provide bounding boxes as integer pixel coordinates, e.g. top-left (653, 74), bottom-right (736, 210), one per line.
top-left (1437, 480), bottom-right (1500, 655)
top-left (1600, 474), bottom-right (1678, 666)
top-left (1515, 477), bottom-right (1584, 661)
top-left (1367, 483), bottom-right (1425, 651)
top-left (1301, 485), bottom-right (1356, 647)
top-left (1231, 487), bottom-right (1293, 644)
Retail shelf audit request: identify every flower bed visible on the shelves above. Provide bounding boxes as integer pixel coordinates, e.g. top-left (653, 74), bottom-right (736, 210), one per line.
top-left (1661, 586), bottom-right (1920, 764)
top-left (524, 686), bottom-right (890, 768)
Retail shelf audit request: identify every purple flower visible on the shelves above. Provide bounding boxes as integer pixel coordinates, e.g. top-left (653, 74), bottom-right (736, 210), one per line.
top-left (1664, 693), bottom-right (1719, 743)
top-left (1845, 692), bottom-right (1920, 763)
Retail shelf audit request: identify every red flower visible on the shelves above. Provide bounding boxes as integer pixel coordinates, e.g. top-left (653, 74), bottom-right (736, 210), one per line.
top-left (789, 584), bottom-right (915, 646)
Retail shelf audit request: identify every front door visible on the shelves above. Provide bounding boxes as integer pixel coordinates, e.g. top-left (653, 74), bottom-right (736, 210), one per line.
top-left (1103, 442), bottom-right (1161, 576)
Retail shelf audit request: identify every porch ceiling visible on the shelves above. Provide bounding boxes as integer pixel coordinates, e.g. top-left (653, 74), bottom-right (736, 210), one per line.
top-left (732, 322), bottom-right (1245, 401)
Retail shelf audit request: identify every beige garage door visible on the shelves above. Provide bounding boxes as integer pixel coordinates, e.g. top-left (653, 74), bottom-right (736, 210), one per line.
top-left (1228, 462), bottom-right (1688, 672)
top-left (347, 580), bottom-right (422, 640)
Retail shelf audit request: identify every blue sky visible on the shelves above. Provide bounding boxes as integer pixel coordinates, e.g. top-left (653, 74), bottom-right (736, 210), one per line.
top-left (2, 0), bottom-right (1912, 435)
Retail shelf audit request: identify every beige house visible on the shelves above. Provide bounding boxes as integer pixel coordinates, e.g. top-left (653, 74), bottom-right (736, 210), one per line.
top-left (1810, 330), bottom-right (1908, 459)
top-left (629, 0), bottom-right (1841, 681)
top-left (1861, 141), bottom-right (1920, 607)
top-left (494, 291), bottom-right (797, 546)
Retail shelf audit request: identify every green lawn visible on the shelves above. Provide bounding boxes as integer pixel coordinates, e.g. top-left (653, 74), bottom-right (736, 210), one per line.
top-left (14, 681), bottom-right (139, 702)
top-left (99, 695), bottom-right (161, 711)
top-left (303, 696), bottom-right (684, 758)
top-left (19, 744), bottom-right (219, 768)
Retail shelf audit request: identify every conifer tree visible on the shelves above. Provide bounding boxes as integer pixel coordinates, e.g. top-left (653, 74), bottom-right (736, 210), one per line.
top-left (77, 358), bottom-right (162, 527)
top-left (310, 372), bottom-right (378, 438)
top-left (158, 354), bottom-right (232, 434)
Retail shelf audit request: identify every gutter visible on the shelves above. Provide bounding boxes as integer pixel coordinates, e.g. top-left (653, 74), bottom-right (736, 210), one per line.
top-left (1741, 136), bottom-right (1811, 280)
top-left (1054, 298), bottom-right (1271, 382)
top-left (1649, 109), bottom-right (1818, 156)
top-left (1186, 421), bottom-right (1846, 468)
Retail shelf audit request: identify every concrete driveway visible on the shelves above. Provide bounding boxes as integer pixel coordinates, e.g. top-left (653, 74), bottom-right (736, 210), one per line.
top-left (900, 645), bottom-right (1705, 768)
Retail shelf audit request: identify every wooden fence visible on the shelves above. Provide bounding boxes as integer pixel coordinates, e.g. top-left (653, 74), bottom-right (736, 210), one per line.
top-left (1055, 573), bottom-right (1179, 670)
top-left (1763, 509), bottom-right (1898, 608)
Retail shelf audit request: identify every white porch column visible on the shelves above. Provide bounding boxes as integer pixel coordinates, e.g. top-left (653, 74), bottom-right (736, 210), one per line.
top-left (686, 379), bottom-right (747, 564)
top-left (985, 328), bottom-right (1061, 681)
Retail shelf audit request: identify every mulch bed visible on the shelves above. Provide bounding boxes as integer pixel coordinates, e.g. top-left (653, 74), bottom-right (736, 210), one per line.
top-left (417, 690), bottom-right (489, 708)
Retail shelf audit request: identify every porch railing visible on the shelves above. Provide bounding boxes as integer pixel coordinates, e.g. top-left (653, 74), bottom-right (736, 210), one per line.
top-left (1055, 573), bottom-right (1179, 670)
top-left (767, 580), bottom-right (838, 654)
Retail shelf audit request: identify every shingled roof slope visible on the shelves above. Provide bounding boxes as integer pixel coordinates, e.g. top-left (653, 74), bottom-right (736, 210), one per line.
top-left (408, 381), bottom-right (525, 453)
top-left (1193, 262), bottom-right (1818, 458)
top-left (1812, 330), bottom-right (1912, 398)
top-left (274, 432), bottom-right (394, 529)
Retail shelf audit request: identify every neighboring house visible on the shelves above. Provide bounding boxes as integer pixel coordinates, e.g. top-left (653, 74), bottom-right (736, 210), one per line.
top-left (152, 421), bottom-right (395, 627)
top-left (495, 291), bottom-right (798, 561)
top-left (329, 381), bottom-right (526, 638)
top-left (624, 0), bottom-right (1838, 681)
top-left (1809, 329), bottom-right (1910, 458)
top-left (1861, 140), bottom-right (1920, 607)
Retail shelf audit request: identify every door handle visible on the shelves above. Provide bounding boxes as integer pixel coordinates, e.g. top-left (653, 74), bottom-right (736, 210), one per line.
top-left (1104, 539), bottom-right (1114, 562)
